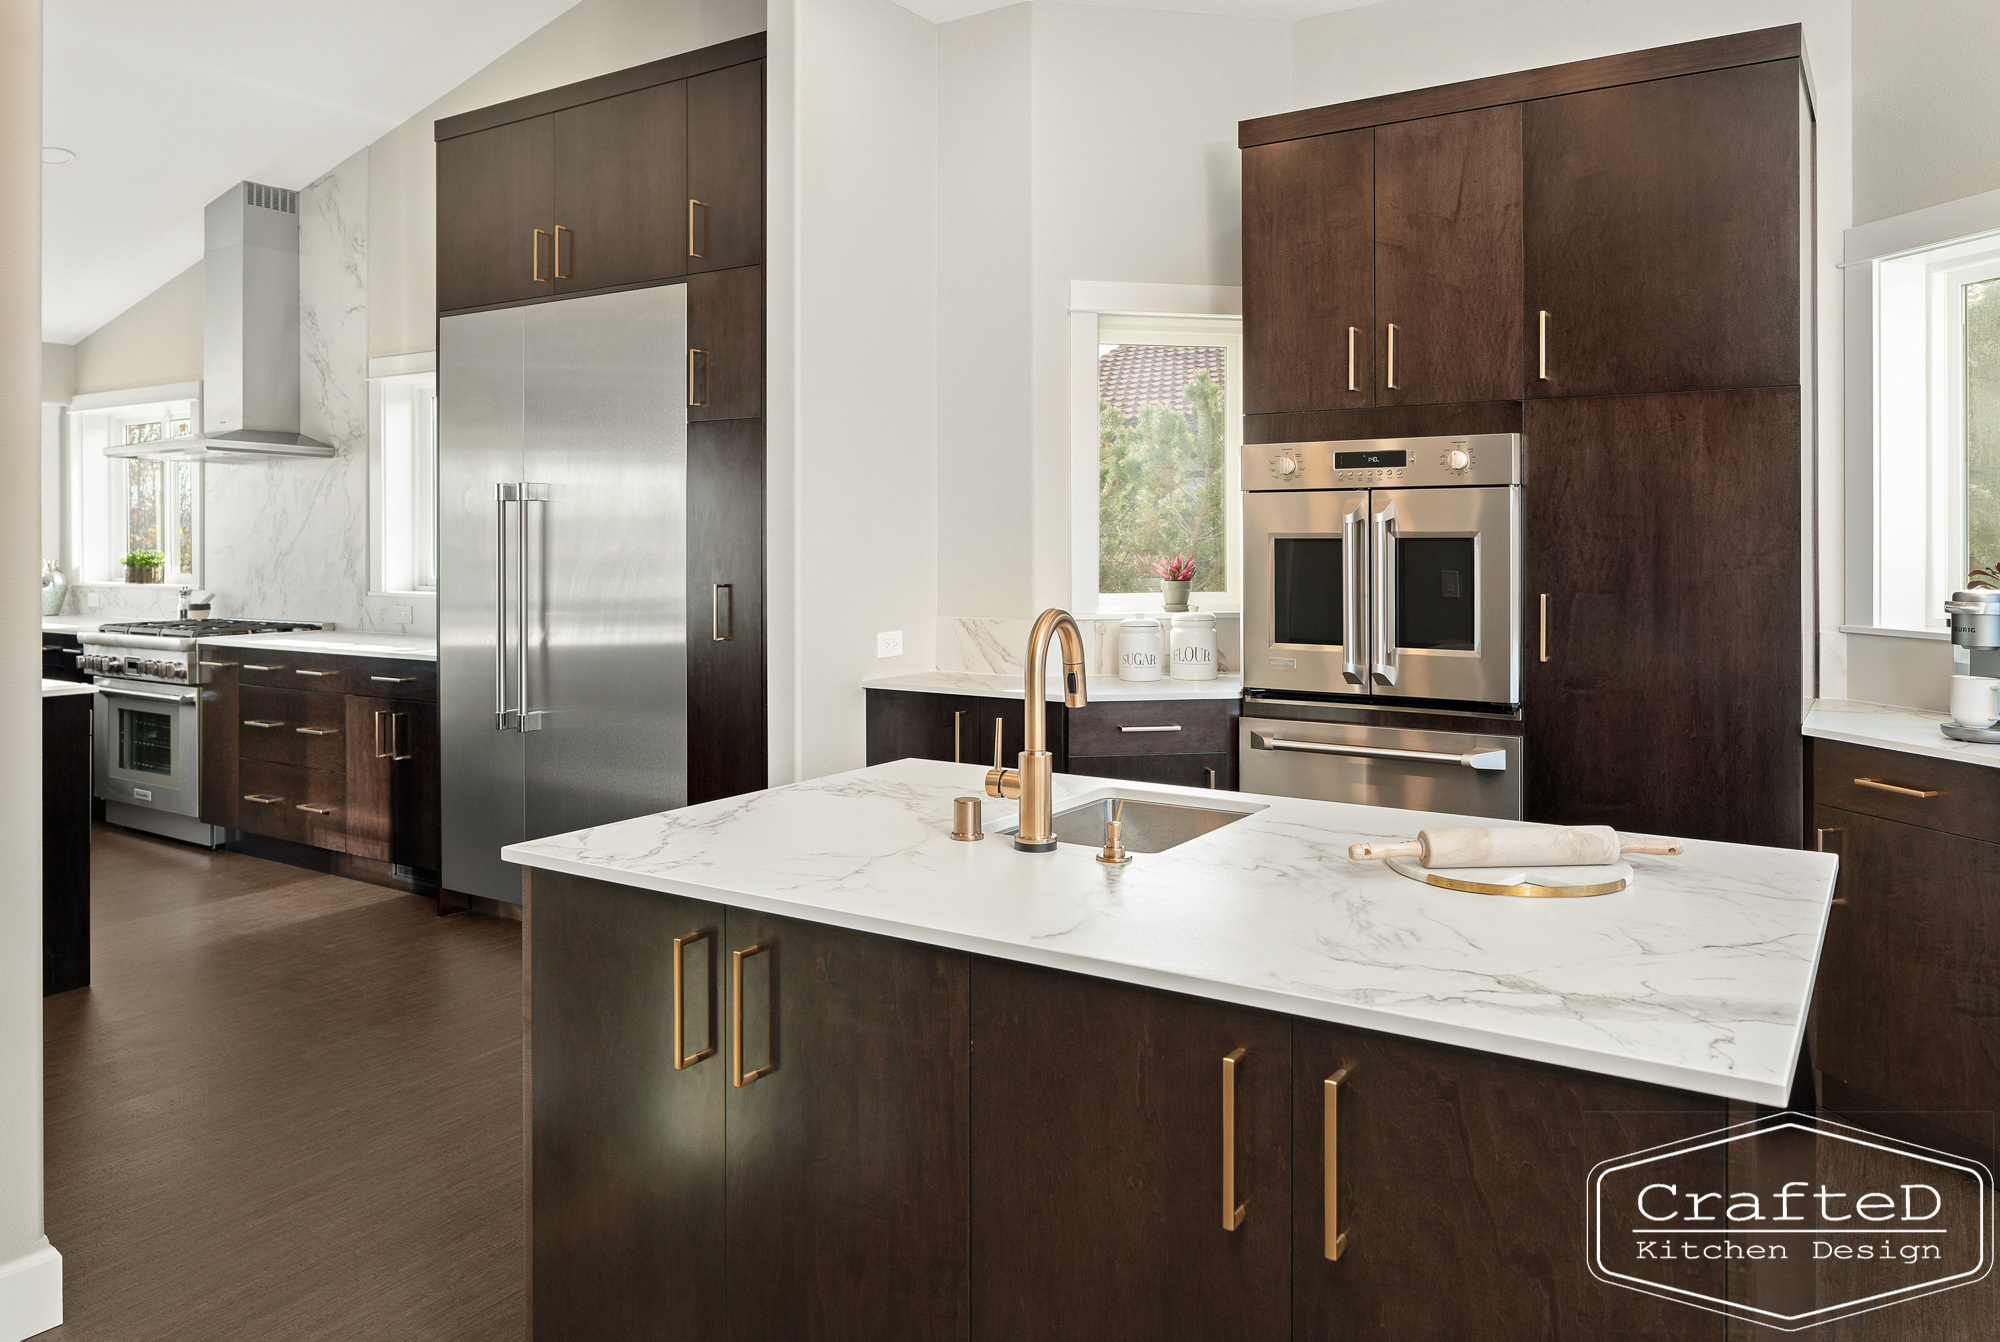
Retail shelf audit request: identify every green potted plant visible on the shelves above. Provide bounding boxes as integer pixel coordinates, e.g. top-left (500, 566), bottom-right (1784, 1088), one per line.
top-left (1153, 554), bottom-right (1196, 613)
top-left (121, 550), bottom-right (165, 584)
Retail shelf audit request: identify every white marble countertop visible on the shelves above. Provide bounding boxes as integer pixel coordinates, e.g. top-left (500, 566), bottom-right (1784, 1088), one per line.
top-left (41, 679), bottom-right (97, 699)
top-left (1804, 698), bottom-right (2000, 769)
top-left (863, 670), bottom-right (1244, 702)
top-left (197, 630), bottom-right (437, 662)
top-left (40, 617), bottom-right (105, 634)
top-left (505, 758), bottom-right (1836, 1106)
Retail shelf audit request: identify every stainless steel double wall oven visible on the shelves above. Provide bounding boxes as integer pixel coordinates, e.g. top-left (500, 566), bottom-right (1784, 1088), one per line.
top-left (1240, 434), bottom-right (1524, 818)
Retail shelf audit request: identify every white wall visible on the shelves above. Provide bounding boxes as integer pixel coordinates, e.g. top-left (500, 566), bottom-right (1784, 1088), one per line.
top-left (1852, 0), bottom-right (2000, 228)
top-left (70, 260), bottom-right (202, 396)
top-left (2, 0), bottom-right (63, 1329)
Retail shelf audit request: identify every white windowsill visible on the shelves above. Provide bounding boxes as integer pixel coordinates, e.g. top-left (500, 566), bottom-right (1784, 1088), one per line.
top-left (368, 590), bottom-right (437, 601)
top-left (1840, 624), bottom-right (1951, 641)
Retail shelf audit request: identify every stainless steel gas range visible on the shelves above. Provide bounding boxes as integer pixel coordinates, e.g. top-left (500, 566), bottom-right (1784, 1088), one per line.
top-left (80, 619), bottom-right (325, 846)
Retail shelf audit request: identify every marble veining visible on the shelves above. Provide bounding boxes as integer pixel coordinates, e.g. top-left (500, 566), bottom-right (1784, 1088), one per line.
top-left (938, 614), bottom-right (1240, 677)
top-left (862, 669), bottom-right (1243, 702)
top-left (506, 758), bottom-right (1837, 1105)
top-left (1804, 698), bottom-right (2000, 769)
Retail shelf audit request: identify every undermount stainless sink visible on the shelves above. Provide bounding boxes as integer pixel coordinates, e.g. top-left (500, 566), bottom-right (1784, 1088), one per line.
top-left (1000, 791), bottom-right (1263, 854)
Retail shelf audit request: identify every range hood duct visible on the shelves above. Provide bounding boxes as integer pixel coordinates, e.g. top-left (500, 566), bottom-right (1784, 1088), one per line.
top-left (108, 182), bottom-right (335, 462)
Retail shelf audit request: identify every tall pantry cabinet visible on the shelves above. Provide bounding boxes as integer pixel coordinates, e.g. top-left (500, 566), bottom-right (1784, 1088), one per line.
top-left (435, 34), bottom-right (768, 808)
top-left (1240, 26), bottom-right (1813, 848)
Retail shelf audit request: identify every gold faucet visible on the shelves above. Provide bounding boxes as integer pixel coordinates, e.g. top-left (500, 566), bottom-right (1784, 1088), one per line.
top-left (986, 608), bottom-right (1088, 852)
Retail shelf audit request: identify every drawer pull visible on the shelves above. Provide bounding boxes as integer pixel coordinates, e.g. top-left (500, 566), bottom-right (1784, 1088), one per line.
top-left (295, 804), bottom-right (334, 816)
top-left (673, 928), bottom-right (716, 1070)
top-left (243, 664), bottom-right (281, 671)
top-left (1853, 777), bottom-right (1944, 799)
top-left (198, 660), bottom-right (237, 668)
top-left (1119, 724), bottom-right (1182, 733)
top-left (242, 793), bottom-right (283, 805)
top-left (369, 675), bottom-right (418, 684)
top-left (1206, 769), bottom-right (1218, 789)
top-left (294, 669), bottom-right (335, 678)
top-left (732, 941), bottom-right (776, 1088)
top-left (41, 644), bottom-right (65, 652)
top-left (295, 727), bottom-right (338, 737)
top-left (1324, 1067), bottom-right (1350, 1260)
top-left (243, 719), bottom-right (285, 729)
top-left (1223, 1047), bottom-right (1247, 1231)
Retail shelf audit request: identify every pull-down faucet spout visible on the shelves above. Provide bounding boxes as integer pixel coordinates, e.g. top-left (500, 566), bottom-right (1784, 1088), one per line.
top-left (985, 608), bottom-right (1088, 852)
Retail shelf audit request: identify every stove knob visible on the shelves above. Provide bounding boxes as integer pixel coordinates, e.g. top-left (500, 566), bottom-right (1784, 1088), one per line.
top-left (1277, 456), bottom-right (1298, 476)
top-left (1447, 448), bottom-right (1470, 471)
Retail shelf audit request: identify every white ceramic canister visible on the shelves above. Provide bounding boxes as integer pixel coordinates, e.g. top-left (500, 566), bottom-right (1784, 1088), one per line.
top-left (1170, 611), bottom-right (1218, 681)
top-left (1117, 618), bottom-right (1164, 682)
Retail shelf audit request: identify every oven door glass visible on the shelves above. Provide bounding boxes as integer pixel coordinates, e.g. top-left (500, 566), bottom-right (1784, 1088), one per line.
top-left (1243, 489), bottom-right (1369, 696)
top-left (1369, 486), bottom-right (1520, 706)
top-left (119, 706), bottom-right (176, 776)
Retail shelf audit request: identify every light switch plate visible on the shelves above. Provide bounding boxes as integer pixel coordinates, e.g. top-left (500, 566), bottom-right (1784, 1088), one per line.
top-left (876, 630), bottom-right (903, 658)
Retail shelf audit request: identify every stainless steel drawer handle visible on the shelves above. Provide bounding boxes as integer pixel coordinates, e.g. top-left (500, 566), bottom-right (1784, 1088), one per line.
top-left (105, 687), bottom-right (193, 704)
top-left (294, 669), bottom-right (335, 678)
top-left (295, 804), bottom-right (334, 816)
top-left (369, 675), bottom-right (417, 684)
top-left (41, 644), bottom-right (64, 652)
top-left (243, 719), bottom-right (285, 729)
top-left (295, 727), bottom-right (338, 737)
top-left (243, 664), bottom-right (281, 672)
top-left (1118, 724), bottom-right (1182, 733)
top-left (199, 660), bottom-right (237, 669)
top-left (242, 793), bottom-right (283, 805)
top-left (1253, 732), bottom-right (1506, 772)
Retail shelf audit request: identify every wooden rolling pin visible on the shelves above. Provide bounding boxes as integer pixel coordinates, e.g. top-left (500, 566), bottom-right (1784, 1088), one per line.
top-left (1348, 825), bottom-right (1684, 869)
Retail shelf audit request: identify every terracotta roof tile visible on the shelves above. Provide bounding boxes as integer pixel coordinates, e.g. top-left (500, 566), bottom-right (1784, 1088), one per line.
top-left (1098, 344), bottom-right (1226, 425)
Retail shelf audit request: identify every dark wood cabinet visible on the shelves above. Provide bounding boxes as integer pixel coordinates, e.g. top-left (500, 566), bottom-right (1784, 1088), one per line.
top-left (688, 419), bottom-right (767, 805)
top-left (687, 265), bottom-right (763, 421)
top-left (970, 960), bottom-right (1291, 1341)
top-left (41, 631), bottom-right (86, 683)
top-left (864, 689), bottom-right (1065, 771)
top-left (723, 907), bottom-right (969, 1340)
top-left (43, 693), bottom-right (91, 995)
top-left (552, 81), bottom-right (688, 293)
top-left (198, 659), bottom-right (240, 832)
top-left (1374, 105), bottom-right (1522, 406)
top-left (345, 697), bottom-right (440, 870)
top-left (687, 60), bottom-right (765, 274)
top-left (436, 115), bottom-right (555, 313)
top-left (1067, 751), bottom-right (1231, 790)
top-left (1522, 61), bottom-right (1803, 399)
top-left (1523, 389), bottom-right (1801, 847)
top-left (1294, 1021), bottom-right (1727, 1339)
top-left (1242, 129), bottom-right (1374, 415)
top-left (530, 871), bottom-right (727, 1341)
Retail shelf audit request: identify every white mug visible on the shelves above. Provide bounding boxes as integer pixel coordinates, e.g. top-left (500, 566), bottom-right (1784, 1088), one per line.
top-left (1949, 674), bottom-right (2000, 728)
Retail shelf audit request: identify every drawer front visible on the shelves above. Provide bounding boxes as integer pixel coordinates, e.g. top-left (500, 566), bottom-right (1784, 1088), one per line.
top-left (219, 649), bottom-right (437, 700)
top-left (1067, 751), bottom-right (1233, 791)
top-left (350, 659), bottom-right (436, 702)
top-left (1812, 739), bottom-right (2000, 841)
top-left (1067, 698), bottom-right (1235, 757)
top-left (236, 759), bottom-right (348, 852)
top-left (239, 686), bottom-right (348, 771)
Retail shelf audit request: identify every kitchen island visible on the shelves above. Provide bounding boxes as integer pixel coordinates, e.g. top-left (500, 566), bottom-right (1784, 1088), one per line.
top-left (505, 759), bottom-right (1837, 1339)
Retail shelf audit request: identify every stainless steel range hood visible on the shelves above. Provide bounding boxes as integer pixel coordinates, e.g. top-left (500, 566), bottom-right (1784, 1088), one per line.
top-left (108, 182), bottom-right (334, 463)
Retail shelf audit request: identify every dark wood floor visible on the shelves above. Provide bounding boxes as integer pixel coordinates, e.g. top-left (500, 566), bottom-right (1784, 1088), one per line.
top-left (43, 826), bottom-right (525, 1339)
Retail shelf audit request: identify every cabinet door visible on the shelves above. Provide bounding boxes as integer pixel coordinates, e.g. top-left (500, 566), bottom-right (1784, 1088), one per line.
top-left (970, 961), bottom-right (1290, 1341)
top-left (687, 60), bottom-right (765, 272)
top-left (1243, 129), bottom-right (1374, 414)
top-left (1294, 1022), bottom-right (1727, 1339)
top-left (344, 698), bottom-right (440, 871)
top-left (687, 265), bottom-right (763, 421)
top-left (552, 81), bottom-right (688, 293)
top-left (530, 871), bottom-right (727, 1341)
top-left (1066, 751), bottom-right (1232, 791)
top-left (1523, 389), bottom-right (1801, 847)
top-left (1812, 806), bottom-right (2000, 1155)
top-left (688, 418), bottom-right (766, 804)
top-left (1375, 105), bottom-right (1522, 406)
top-left (724, 908), bottom-right (969, 1340)
top-left (437, 115), bottom-right (555, 312)
top-left (1523, 61), bottom-right (1801, 398)
top-left (197, 660), bottom-right (240, 829)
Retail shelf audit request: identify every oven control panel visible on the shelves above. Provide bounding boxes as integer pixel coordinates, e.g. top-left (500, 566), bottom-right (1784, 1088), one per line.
top-left (1244, 433), bottom-right (1521, 490)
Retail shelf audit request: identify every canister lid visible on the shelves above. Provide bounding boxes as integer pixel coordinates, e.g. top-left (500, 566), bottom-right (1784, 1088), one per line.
top-left (1120, 617), bottom-right (1163, 629)
top-left (1170, 611), bottom-right (1215, 625)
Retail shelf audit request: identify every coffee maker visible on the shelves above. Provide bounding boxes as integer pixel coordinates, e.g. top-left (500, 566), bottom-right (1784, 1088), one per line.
top-left (1944, 589), bottom-right (2000, 741)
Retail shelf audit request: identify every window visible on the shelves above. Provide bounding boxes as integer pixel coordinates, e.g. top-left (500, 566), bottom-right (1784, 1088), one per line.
top-left (370, 370), bottom-right (437, 594)
top-left (65, 387), bottom-right (204, 585)
top-left (1070, 286), bottom-right (1243, 615)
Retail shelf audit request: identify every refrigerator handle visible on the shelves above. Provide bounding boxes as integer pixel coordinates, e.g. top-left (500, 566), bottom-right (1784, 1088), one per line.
top-left (1371, 499), bottom-right (1398, 686)
top-left (494, 484), bottom-right (517, 730)
top-left (516, 483), bottom-right (550, 732)
top-left (1341, 502), bottom-right (1366, 686)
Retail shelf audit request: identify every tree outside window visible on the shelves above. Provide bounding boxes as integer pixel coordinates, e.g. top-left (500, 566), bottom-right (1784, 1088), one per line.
top-left (1098, 344), bottom-right (1228, 595)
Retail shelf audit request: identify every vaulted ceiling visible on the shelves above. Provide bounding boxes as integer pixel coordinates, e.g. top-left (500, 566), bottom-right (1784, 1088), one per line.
top-left (886, 0), bottom-right (1378, 24)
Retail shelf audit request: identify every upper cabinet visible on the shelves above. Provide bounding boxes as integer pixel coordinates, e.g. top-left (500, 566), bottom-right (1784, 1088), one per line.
top-left (436, 39), bottom-right (766, 315)
top-left (1522, 61), bottom-right (1802, 399)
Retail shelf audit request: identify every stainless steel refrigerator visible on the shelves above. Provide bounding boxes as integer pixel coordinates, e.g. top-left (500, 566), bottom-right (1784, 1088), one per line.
top-left (439, 285), bottom-right (688, 905)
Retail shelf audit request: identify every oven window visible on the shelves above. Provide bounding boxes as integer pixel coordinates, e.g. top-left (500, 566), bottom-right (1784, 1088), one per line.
top-left (1272, 538), bottom-right (1344, 646)
top-left (1396, 537), bottom-right (1477, 651)
top-left (119, 708), bottom-right (175, 776)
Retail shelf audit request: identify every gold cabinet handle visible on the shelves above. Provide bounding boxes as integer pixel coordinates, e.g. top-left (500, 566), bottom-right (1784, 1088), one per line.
top-left (242, 793), bottom-right (283, 805)
top-left (243, 719), bottom-right (285, 729)
top-left (243, 663), bottom-right (281, 672)
top-left (1539, 593), bottom-right (1549, 663)
top-left (1346, 326), bottom-right (1359, 392)
top-left (1853, 778), bottom-right (1944, 798)
top-left (1537, 309), bottom-right (1550, 381)
top-left (532, 227), bottom-right (550, 282)
top-left (295, 804), bottom-right (334, 816)
top-left (373, 709), bottom-right (413, 762)
top-left (688, 348), bottom-right (710, 407)
top-left (1324, 1067), bottom-right (1350, 1260)
top-left (1816, 828), bottom-right (1847, 904)
top-left (198, 660), bottom-right (237, 669)
top-left (953, 709), bottom-right (967, 764)
top-left (1119, 724), bottom-right (1182, 733)
top-left (712, 582), bottom-right (734, 641)
top-left (553, 224), bottom-right (571, 280)
top-left (688, 198), bottom-right (708, 258)
top-left (294, 669), bottom-right (334, 677)
top-left (1206, 768), bottom-right (1218, 789)
top-left (732, 941), bottom-right (775, 1087)
top-left (673, 928), bottom-right (717, 1069)
top-left (392, 710), bottom-right (411, 762)
top-left (369, 675), bottom-right (417, 684)
top-left (1385, 323), bottom-right (1400, 390)
top-left (1223, 1047), bottom-right (1247, 1231)
top-left (295, 727), bottom-right (337, 736)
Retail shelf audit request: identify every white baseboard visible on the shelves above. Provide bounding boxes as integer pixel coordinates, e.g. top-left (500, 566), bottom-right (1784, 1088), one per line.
top-left (0, 1241), bottom-right (61, 1340)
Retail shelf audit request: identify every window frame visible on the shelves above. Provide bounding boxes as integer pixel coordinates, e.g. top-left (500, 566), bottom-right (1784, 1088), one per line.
top-left (368, 355), bottom-right (439, 597)
top-left (1068, 282), bottom-right (1244, 618)
top-left (65, 382), bottom-right (205, 587)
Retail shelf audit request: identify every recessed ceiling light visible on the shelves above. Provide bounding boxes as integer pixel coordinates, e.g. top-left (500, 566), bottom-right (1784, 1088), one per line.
top-left (41, 147), bottom-right (76, 165)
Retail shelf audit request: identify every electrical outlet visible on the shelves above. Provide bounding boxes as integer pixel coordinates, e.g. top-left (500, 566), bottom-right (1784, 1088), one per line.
top-left (876, 630), bottom-right (904, 658)
top-left (387, 604), bottom-right (414, 625)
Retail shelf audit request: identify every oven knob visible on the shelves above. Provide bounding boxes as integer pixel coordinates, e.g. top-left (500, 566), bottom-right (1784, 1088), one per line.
top-left (1447, 449), bottom-right (1470, 471)
top-left (1276, 456), bottom-right (1298, 476)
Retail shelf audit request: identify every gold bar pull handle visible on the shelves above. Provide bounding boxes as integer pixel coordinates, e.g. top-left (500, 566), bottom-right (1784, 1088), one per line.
top-left (1853, 777), bottom-right (1944, 798)
top-left (953, 709), bottom-right (967, 763)
top-left (553, 224), bottom-right (571, 280)
top-left (1539, 593), bottom-right (1549, 663)
top-left (688, 349), bottom-right (709, 407)
top-left (1206, 768), bottom-right (1218, 790)
top-left (295, 804), bottom-right (335, 816)
top-left (732, 941), bottom-right (775, 1087)
top-left (1537, 309), bottom-right (1550, 381)
top-left (1816, 828), bottom-right (1847, 904)
top-left (673, 929), bottom-right (716, 1069)
top-left (1346, 326), bottom-right (1359, 393)
top-left (1223, 1047), bottom-right (1247, 1231)
top-left (294, 726), bottom-right (337, 737)
top-left (1385, 323), bottom-right (1399, 390)
top-left (532, 228), bottom-right (549, 282)
top-left (712, 582), bottom-right (733, 641)
top-left (391, 711), bottom-right (413, 762)
top-left (374, 709), bottom-right (391, 760)
top-left (1324, 1067), bottom-right (1350, 1260)
top-left (688, 199), bottom-right (708, 258)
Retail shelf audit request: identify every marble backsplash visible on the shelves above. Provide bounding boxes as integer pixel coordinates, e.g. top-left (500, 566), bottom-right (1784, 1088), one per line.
top-left (937, 614), bottom-right (1241, 678)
